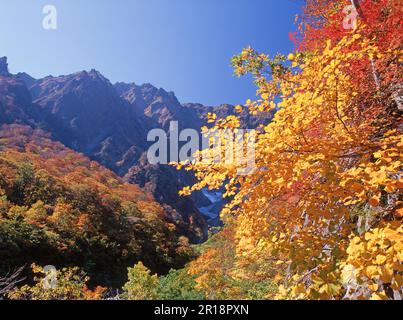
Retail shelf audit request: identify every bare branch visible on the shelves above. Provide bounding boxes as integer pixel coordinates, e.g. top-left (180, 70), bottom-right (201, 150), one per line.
top-left (0, 266), bottom-right (25, 298)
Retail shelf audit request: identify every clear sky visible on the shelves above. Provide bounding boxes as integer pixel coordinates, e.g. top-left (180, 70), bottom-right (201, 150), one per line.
top-left (0, 0), bottom-right (301, 106)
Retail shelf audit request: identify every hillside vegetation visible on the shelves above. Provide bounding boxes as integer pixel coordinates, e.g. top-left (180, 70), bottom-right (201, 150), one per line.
top-left (0, 125), bottom-right (194, 289)
top-left (0, 0), bottom-right (401, 300)
top-left (176, 0), bottom-right (402, 300)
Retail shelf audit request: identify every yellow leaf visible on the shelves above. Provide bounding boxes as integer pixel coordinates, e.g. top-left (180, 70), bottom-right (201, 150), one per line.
top-left (234, 105), bottom-right (243, 113)
top-left (370, 292), bottom-right (388, 300)
top-left (365, 266), bottom-right (379, 279)
top-left (261, 93), bottom-right (269, 100)
top-left (375, 255), bottom-right (387, 265)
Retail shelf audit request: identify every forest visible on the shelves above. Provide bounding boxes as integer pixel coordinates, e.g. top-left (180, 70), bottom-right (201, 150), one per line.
top-left (0, 0), bottom-right (402, 300)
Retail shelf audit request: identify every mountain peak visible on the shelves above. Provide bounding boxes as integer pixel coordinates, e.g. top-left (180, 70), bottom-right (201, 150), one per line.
top-left (73, 69), bottom-right (107, 81)
top-left (88, 68), bottom-right (106, 79)
top-left (0, 56), bottom-right (10, 76)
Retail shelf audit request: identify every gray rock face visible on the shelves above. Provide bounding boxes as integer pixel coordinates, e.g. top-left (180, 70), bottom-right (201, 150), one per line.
top-left (0, 59), bottom-right (214, 242)
top-left (21, 70), bottom-right (148, 174)
top-left (0, 57), bottom-right (10, 76)
top-left (0, 75), bottom-right (38, 125)
top-left (114, 82), bottom-right (202, 131)
top-left (124, 153), bottom-right (209, 242)
top-left (1, 57), bottom-right (274, 242)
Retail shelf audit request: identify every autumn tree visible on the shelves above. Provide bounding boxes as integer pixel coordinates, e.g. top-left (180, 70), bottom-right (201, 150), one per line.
top-left (0, 125), bottom-right (195, 288)
top-left (123, 262), bottom-right (159, 300)
top-left (178, 0), bottom-right (402, 300)
top-left (8, 264), bottom-right (105, 300)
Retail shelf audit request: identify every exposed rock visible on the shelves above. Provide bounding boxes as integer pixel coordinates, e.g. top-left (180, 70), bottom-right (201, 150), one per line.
top-left (0, 57), bottom-right (10, 76)
top-left (0, 58), bottom-right (273, 243)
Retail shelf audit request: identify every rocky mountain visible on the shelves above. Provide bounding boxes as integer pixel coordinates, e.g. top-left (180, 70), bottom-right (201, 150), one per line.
top-left (0, 74), bottom-right (39, 126)
top-left (0, 57), bottom-right (212, 242)
top-left (0, 124), bottom-right (195, 286)
top-left (183, 102), bottom-right (274, 129)
top-left (25, 70), bottom-right (148, 173)
top-left (114, 82), bottom-right (203, 131)
top-left (0, 56), bottom-right (274, 242)
top-left (0, 57), bottom-right (10, 77)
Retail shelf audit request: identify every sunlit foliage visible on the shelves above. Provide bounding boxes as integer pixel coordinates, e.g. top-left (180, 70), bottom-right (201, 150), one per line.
top-left (178, 0), bottom-right (402, 300)
top-left (0, 125), bottom-right (195, 288)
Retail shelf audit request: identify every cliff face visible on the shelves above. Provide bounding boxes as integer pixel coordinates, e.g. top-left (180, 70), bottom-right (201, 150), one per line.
top-left (0, 124), bottom-right (195, 286)
top-left (0, 57), bottom-right (10, 77)
top-left (114, 82), bottom-right (203, 131)
top-left (25, 71), bottom-right (148, 172)
top-left (2, 58), bottom-right (273, 242)
top-left (1, 60), bottom-right (210, 242)
top-left (0, 58), bottom-right (38, 125)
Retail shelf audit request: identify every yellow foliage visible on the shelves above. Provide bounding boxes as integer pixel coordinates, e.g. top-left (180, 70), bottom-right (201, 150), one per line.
top-left (178, 29), bottom-right (402, 300)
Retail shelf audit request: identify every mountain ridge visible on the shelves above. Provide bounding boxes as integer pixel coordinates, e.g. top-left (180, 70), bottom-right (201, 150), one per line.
top-left (1, 56), bottom-right (275, 240)
top-left (1, 57), bottom-right (221, 242)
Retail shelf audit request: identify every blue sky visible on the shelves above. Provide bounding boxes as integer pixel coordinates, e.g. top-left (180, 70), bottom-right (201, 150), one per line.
top-left (0, 0), bottom-right (301, 105)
